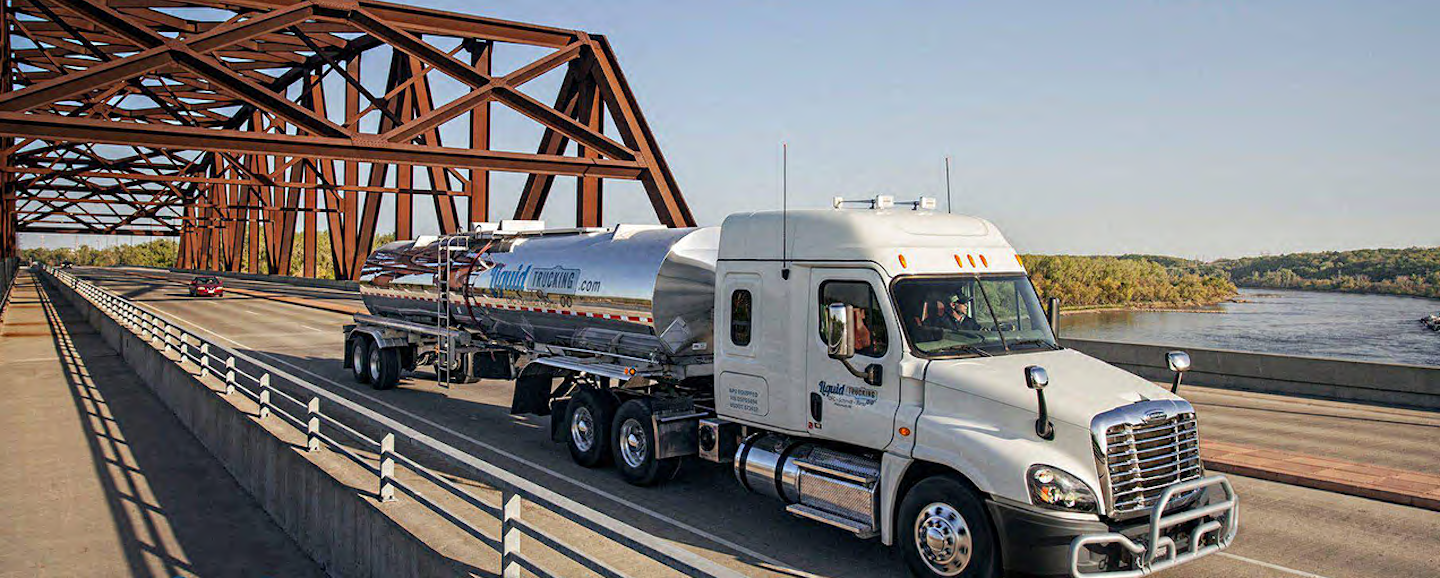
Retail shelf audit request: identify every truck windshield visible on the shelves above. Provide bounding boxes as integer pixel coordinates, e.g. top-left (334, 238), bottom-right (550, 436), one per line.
top-left (892, 275), bottom-right (1058, 357)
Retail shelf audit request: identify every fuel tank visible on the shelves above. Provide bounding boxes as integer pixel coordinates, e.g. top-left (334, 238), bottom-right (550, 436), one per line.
top-left (359, 225), bottom-right (720, 361)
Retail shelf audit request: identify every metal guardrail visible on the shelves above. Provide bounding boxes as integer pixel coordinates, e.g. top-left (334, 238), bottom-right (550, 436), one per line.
top-left (41, 265), bottom-right (744, 578)
top-left (0, 258), bottom-right (18, 323)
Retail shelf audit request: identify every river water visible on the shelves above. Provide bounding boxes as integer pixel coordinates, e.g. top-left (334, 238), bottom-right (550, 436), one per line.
top-left (1060, 288), bottom-right (1440, 367)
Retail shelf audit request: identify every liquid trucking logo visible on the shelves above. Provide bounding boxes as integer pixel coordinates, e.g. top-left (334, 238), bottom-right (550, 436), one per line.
top-left (527, 266), bottom-right (580, 295)
top-left (487, 264), bottom-right (581, 298)
top-left (817, 380), bottom-right (878, 409)
top-left (487, 264), bottom-right (530, 298)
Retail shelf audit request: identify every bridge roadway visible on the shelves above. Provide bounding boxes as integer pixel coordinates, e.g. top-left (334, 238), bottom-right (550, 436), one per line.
top-left (74, 267), bottom-right (1440, 578)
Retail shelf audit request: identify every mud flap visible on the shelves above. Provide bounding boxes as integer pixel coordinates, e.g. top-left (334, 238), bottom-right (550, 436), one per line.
top-left (511, 373), bottom-right (555, 416)
top-left (549, 398), bottom-right (570, 443)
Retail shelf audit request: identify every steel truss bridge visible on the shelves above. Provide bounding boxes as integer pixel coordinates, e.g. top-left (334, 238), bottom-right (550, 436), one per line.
top-left (0, 0), bottom-right (694, 278)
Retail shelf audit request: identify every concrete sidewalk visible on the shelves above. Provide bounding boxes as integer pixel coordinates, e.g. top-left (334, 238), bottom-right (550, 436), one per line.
top-left (0, 272), bottom-right (323, 577)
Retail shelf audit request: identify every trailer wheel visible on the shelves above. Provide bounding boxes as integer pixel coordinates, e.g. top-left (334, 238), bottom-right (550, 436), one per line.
top-left (349, 337), bottom-right (372, 384)
top-left (369, 344), bottom-right (402, 390)
top-left (897, 475), bottom-right (998, 578)
top-left (566, 388), bottom-right (615, 467)
top-left (611, 399), bottom-right (681, 486)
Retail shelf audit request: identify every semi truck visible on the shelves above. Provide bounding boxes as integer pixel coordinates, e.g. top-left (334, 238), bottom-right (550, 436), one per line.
top-left (342, 197), bottom-right (1238, 578)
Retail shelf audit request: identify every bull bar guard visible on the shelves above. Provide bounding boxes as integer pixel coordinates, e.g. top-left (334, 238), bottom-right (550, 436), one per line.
top-left (1069, 475), bottom-right (1238, 578)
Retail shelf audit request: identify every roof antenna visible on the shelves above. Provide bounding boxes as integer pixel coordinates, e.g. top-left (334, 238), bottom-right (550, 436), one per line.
top-left (944, 155), bottom-right (953, 214)
top-left (781, 142), bottom-right (790, 280)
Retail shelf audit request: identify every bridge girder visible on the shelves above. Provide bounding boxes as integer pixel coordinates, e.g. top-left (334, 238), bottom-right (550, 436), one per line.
top-left (0, 0), bottom-right (694, 277)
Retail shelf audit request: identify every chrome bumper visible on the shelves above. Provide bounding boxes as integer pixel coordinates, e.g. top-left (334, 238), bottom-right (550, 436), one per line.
top-left (1069, 475), bottom-right (1238, 578)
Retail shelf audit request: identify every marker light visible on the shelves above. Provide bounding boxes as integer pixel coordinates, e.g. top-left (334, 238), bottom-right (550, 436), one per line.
top-left (898, 254), bottom-right (908, 268)
top-left (899, 427), bottom-right (912, 437)
top-left (874, 195), bottom-right (895, 209)
top-left (1016, 255), bottom-right (1024, 267)
top-left (954, 255), bottom-right (964, 268)
top-left (918, 197), bottom-right (937, 210)
top-left (967, 255), bottom-right (977, 267)
top-left (980, 255), bottom-right (988, 267)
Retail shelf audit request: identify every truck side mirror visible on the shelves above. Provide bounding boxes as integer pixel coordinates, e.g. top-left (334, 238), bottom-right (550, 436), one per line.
top-left (822, 303), bottom-right (855, 359)
top-left (1025, 366), bottom-right (1053, 440)
top-left (1046, 297), bottom-right (1061, 337)
top-left (1166, 351), bottom-right (1191, 394)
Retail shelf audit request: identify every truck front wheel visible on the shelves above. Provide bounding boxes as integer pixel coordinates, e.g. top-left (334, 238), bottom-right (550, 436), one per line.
top-left (897, 476), bottom-right (999, 578)
top-left (611, 399), bottom-right (681, 486)
top-left (566, 388), bottom-right (615, 467)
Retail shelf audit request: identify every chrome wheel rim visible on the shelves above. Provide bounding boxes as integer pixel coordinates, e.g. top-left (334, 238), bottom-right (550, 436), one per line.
top-left (352, 343), bottom-right (365, 376)
top-left (619, 419), bottom-right (647, 468)
top-left (368, 347), bottom-right (381, 381)
top-left (913, 502), bottom-right (972, 576)
top-left (571, 406), bottom-right (595, 452)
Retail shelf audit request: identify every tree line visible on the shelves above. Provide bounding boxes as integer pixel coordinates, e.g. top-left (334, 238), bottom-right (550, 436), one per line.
top-left (1216, 247), bottom-right (1440, 299)
top-left (19, 232), bottom-right (395, 279)
top-left (1023, 254), bottom-right (1237, 309)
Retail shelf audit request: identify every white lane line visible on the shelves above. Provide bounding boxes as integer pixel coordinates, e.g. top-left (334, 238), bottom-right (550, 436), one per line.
top-left (299, 324), bottom-right (325, 333)
top-left (1217, 552), bottom-right (1333, 578)
top-left (104, 276), bottom-right (1331, 578)
top-left (121, 300), bottom-right (812, 577)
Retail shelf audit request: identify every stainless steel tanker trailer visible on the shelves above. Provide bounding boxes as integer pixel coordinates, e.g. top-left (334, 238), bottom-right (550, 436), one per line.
top-left (343, 201), bottom-right (1238, 578)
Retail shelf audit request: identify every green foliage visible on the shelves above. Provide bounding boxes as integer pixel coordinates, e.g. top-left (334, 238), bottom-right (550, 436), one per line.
top-left (1024, 254), bottom-right (1237, 308)
top-left (21, 239), bottom-right (178, 269)
top-left (1216, 247), bottom-right (1440, 299)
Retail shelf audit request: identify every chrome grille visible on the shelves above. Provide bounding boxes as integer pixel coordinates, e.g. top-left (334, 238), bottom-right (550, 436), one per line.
top-left (1092, 400), bottom-right (1204, 517)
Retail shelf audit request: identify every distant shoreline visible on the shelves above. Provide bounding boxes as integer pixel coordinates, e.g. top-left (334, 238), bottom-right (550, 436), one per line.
top-left (1235, 283), bottom-right (1440, 303)
top-left (1059, 300), bottom-right (1230, 315)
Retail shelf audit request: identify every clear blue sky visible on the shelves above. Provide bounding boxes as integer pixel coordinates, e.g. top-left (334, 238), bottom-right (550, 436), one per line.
top-left (21, 1), bottom-right (1439, 259)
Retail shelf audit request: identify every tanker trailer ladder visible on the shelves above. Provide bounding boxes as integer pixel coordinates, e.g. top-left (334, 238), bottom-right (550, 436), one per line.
top-left (39, 265), bottom-right (749, 578)
top-left (436, 234), bottom-right (467, 388)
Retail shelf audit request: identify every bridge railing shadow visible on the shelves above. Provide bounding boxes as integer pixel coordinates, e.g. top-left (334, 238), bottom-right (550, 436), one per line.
top-left (31, 273), bottom-right (321, 578)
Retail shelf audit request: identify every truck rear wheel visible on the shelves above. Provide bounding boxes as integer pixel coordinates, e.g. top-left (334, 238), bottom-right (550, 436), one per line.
top-left (566, 388), bottom-right (615, 467)
top-left (368, 344), bottom-right (401, 390)
top-left (898, 475), bottom-right (998, 578)
top-left (349, 337), bottom-right (371, 384)
top-left (611, 399), bottom-right (681, 486)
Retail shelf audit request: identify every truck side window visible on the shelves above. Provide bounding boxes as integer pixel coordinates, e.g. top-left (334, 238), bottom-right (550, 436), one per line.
top-left (819, 281), bottom-right (887, 357)
top-left (731, 289), bottom-right (752, 346)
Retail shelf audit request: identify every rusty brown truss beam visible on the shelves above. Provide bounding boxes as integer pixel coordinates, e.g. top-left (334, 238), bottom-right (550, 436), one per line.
top-left (17, 226), bottom-right (179, 237)
top-left (0, 113), bottom-right (647, 178)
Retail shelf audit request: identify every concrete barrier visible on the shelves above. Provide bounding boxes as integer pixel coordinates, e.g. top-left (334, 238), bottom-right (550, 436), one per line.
top-left (168, 267), bottom-right (360, 291)
top-left (1061, 337), bottom-right (1440, 410)
top-left (42, 273), bottom-right (475, 577)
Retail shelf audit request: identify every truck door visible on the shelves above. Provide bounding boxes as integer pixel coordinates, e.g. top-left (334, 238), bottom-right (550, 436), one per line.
top-left (805, 268), bottom-right (901, 450)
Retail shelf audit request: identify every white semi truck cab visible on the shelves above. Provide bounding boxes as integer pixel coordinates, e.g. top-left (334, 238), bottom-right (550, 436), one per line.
top-left (347, 197), bottom-right (1238, 577)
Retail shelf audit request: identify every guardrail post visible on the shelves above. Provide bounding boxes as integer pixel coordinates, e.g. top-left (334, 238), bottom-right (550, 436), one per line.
top-left (502, 491), bottom-right (521, 578)
top-left (200, 344), bottom-right (211, 377)
top-left (307, 398), bottom-right (320, 452)
top-left (259, 374), bottom-right (271, 419)
top-left (379, 433), bottom-right (396, 502)
top-left (224, 356), bottom-right (236, 395)
top-left (179, 334), bottom-right (189, 362)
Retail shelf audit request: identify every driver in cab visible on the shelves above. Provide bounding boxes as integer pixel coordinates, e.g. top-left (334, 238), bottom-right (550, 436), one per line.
top-left (925, 295), bottom-right (982, 332)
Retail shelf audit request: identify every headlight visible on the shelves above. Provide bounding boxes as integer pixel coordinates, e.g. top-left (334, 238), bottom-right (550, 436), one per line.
top-left (1027, 465), bottom-right (1098, 513)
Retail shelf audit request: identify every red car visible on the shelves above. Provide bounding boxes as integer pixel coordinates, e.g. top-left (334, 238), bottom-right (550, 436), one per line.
top-left (188, 276), bottom-right (224, 297)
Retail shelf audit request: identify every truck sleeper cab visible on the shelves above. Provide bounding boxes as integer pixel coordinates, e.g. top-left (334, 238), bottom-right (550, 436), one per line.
top-left (345, 201), bottom-right (1237, 578)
